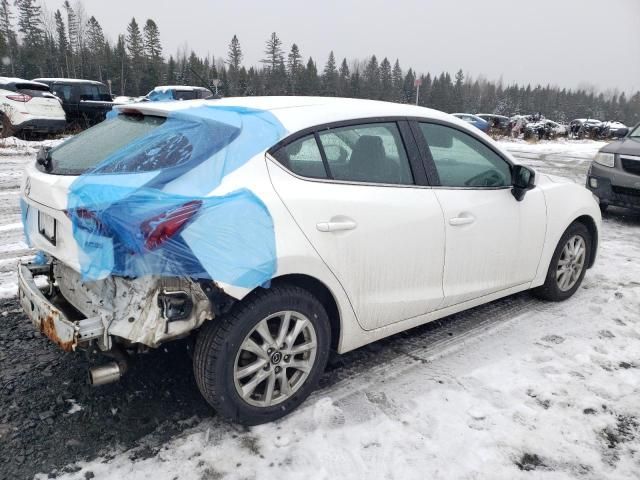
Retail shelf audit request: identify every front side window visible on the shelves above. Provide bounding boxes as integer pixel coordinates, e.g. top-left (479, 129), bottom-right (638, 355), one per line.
top-left (317, 122), bottom-right (413, 185)
top-left (420, 123), bottom-right (511, 188)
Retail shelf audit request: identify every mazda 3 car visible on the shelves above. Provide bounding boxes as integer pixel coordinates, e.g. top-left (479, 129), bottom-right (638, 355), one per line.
top-left (19, 97), bottom-right (601, 425)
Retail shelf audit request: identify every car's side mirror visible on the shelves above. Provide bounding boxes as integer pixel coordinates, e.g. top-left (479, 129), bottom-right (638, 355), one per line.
top-left (614, 127), bottom-right (629, 138)
top-left (511, 165), bottom-right (535, 201)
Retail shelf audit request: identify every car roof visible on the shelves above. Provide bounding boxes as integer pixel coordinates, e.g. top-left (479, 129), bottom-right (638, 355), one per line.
top-left (0, 76), bottom-right (49, 89)
top-left (115, 96), bottom-right (461, 134)
top-left (32, 78), bottom-right (106, 86)
top-left (151, 85), bottom-right (209, 91)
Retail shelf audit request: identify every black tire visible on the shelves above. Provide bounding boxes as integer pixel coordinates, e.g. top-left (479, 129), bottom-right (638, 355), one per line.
top-left (193, 285), bottom-right (331, 425)
top-left (532, 222), bottom-right (592, 301)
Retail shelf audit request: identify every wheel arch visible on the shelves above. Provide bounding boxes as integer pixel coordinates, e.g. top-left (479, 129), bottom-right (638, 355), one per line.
top-left (269, 273), bottom-right (341, 351)
top-left (572, 214), bottom-right (598, 268)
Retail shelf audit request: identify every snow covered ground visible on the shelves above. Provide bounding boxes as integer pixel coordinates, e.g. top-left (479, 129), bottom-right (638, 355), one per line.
top-left (0, 137), bottom-right (638, 479)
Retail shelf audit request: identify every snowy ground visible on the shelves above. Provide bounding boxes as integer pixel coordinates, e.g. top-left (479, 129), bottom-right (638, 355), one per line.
top-left (0, 137), bottom-right (638, 479)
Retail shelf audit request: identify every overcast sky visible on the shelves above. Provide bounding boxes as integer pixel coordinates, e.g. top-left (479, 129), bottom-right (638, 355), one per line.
top-left (44, 0), bottom-right (640, 94)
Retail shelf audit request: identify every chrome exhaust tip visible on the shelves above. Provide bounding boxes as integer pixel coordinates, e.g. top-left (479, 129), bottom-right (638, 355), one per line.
top-left (88, 361), bottom-right (122, 386)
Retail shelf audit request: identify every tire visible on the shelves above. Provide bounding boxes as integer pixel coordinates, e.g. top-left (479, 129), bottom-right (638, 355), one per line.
top-left (193, 285), bottom-right (331, 425)
top-left (532, 222), bottom-right (592, 301)
top-left (0, 115), bottom-right (14, 138)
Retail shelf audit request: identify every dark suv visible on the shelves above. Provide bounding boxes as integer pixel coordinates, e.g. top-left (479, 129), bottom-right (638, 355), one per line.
top-left (32, 78), bottom-right (113, 128)
top-left (586, 123), bottom-right (640, 211)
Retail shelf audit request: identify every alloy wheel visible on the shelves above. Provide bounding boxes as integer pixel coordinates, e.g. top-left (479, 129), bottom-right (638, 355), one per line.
top-left (556, 235), bottom-right (586, 292)
top-left (233, 310), bottom-right (318, 407)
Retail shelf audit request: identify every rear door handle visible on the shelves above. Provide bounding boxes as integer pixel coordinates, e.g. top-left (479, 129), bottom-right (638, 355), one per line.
top-left (316, 220), bottom-right (358, 232)
top-left (449, 216), bottom-right (475, 226)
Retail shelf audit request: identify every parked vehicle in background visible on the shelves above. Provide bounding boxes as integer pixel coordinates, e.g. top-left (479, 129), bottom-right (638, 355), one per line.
top-left (451, 113), bottom-right (489, 132)
top-left (0, 77), bottom-right (66, 137)
top-left (569, 118), bottom-right (602, 139)
top-left (586, 122), bottom-right (640, 211)
top-left (600, 121), bottom-right (628, 139)
top-left (19, 97), bottom-right (601, 425)
top-left (32, 78), bottom-right (113, 129)
top-left (524, 119), bottom-right (568, 140)
top-left (476, 114), bottom-right (511, 135)
top-left (144, 85), bottom-right (213, 102)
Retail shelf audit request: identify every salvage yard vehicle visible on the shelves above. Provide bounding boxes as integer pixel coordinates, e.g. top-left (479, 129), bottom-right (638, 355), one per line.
top-left (0, 77), bottom-right (66, 137)
top-left (475, 114), bottom-right (511, 135)
top-left (587, 122), bottom-right (640, 211)
top-left (144, 85), bottom-right (214, 102)
top-left (451, 113), bottom-right (489, 132)
top-left (19, 97), bottom-right (601, 425)
top-left (32, 78), bottom-right (113, 129)
top-left (524, 119), bottom-right (568, 140)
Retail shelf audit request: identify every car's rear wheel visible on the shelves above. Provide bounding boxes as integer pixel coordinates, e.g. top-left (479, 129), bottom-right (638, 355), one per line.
top-left (193, 285), bottom-right (331, 425)
top-left (532, 222), bottom-right (591, 301)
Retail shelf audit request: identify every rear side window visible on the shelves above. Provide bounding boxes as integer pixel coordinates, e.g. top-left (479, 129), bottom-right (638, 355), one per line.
top-left (174, 90), bottom-right (199, 101)
top-left (419, 123), bottom-right (511, 188)
top-left (52, 84), bottom-right (73, 102)
top-left (47, 114), bottom-right (166, 175)
top-left (271, 135), bottom-right (328, 179)
top-left (272, 122), bottom-right (414, 185)
top-left (318, 123), bottom-right (413, 184)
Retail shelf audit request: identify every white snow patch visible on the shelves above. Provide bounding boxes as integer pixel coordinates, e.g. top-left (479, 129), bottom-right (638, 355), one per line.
top-left (66, 399), bottom-right (83, 415)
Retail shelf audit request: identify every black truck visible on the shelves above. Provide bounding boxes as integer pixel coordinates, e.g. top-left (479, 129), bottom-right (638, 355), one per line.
top-left (31, 78), bottom-right (114, 129)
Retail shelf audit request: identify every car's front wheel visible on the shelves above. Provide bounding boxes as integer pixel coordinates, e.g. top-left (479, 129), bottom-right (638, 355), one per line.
top-left (532, 222), bottom-right (592, 301)
top-left (193, 285), bottom-right (331, 425)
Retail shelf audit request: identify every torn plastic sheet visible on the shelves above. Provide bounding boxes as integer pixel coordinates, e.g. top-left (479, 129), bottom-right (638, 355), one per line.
top-left (66, 104), bottom-right (286, 289)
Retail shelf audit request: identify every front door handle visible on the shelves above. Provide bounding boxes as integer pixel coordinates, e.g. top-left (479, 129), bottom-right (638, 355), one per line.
top-left (449, 216), bottom-right (475, 226)
top-left (316, 220), bottom-right (358, 232)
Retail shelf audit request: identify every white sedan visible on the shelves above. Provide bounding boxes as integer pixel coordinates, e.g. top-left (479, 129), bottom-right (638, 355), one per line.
top-left (18, 97), bottom-right (600, 425)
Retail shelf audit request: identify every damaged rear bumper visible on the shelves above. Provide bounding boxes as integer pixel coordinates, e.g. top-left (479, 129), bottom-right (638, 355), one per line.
top-left (18, 262), bottom-right (106, 351)
top-left (18, 258), bottom-right (223, 352)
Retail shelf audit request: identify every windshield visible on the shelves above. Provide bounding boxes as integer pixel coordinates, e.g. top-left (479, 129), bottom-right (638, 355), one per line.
top-left (630, 124), bottom-right (640, 138)
top-left (46, 114), bottom-right (166, 175)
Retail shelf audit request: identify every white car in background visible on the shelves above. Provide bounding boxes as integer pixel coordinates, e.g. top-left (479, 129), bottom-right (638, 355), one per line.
top-left (0, 77), bottom-right (66, 137)
top-left (19, 97), bottom-right (601, 425)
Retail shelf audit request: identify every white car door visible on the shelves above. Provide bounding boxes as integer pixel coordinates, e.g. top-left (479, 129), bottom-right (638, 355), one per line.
top-left (414, 121), bottom-right (546, 307)
top-left (267, 121), bottom-right (446, 330)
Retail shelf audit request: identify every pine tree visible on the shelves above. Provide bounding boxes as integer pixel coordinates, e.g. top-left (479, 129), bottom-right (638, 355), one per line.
top-left (261, 32), bottom-right (285, 94)
top-left (391, 59), bottom-right (403, 102)
top-left (453, 69), bottom-right (465, 112)
top-left (287, 43), bottom-right (302, 94)
top-left (143, 19), bottom-right (163, 91)
top-left (15, 0), bottom-right (44, 76)
top-left (53, 10), bottom-right (68, 76)
top-left (226, 34), bottom-right (242, 95)
top-left (126, 18), bottom-right (145, 94)
top-left (113, 34), bottom-right (128, 95)
top-left (261, 32), bottom-right (283, 72)
top-left (85, 16), bottom-right (105, 80)
top-left (402, 68), bottom-right (415, 104)
top-left (300, 57), bottom-right (319, 95)
top-left (322, 51), bottom-right (338, 96)
top-left (143, 19), bottom-right (162, 60)
top-left (379, 57), bottom-right (392, 101)
top-left (363, 55), bottom-right (380, 99)
top-left (0, 0), bottom-right (16, 75)
top-left (63, 0), bottom-right (77, 74)
top-left (338, 58), bottom-right (350, 97)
